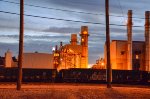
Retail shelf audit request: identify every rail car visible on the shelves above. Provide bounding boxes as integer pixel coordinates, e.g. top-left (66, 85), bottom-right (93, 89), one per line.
top-left (0, 67), bottom-right (149, 84)
top-left (0, 67), bottom-right (57, 82)
top-left (58, 68), bottom-right (149, 84)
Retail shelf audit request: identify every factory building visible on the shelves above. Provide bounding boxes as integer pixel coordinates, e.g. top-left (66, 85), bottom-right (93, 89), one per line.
top-left (22, 53), bottom-right (54, 69)
top-left (3, 26), bottom-right (89, 70)
top-left (4, 51), bottom-right (54, 69)
top-left (55, 26), bottom-right (89, 70)
top-left (105, 40), bottom-right (145, 70)
top-left (103, 11), bottom-right (150, 71)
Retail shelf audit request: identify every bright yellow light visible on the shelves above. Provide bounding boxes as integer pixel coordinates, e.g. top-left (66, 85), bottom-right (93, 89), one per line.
top-left (101, 62), bottom-right (104, 66)
top-left (88, 64), bottom-right (92, 68)
top-left (83, 31), bottom-right (87, 34)
top-left (136, 55), bottom-right (139, 59)
top-left (54, 53), bottom-right (59, 57)
top-left (81, 38), bottom-right (84, 42)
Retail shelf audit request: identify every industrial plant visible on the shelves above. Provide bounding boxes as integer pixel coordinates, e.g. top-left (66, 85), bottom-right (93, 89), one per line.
top-left (2, 9), bottom-right (150, 73)
top-left (53, 26), bottom-right (89, 70)
top-left (0, 26), bottom-right (89, 70)
top-left (0, 0), bottom-right (150, 87)
top-left (93, 11), bottom-right (150, 72)
top-left (0, 9), bottom-right (150, 88)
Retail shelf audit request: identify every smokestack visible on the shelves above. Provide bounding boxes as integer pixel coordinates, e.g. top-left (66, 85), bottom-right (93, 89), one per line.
top-left (80, 26), bottom-right (89, 68)
top-left (127, 10), bottom-right (133, 70)
top-left (145, 11), bottom-right (150, 71)
top-left (70, 34), bottom-right (77, 45)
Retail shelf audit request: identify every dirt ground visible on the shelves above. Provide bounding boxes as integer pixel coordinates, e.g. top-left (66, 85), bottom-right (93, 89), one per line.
top-left (0, 83), bottom-right (150, 99)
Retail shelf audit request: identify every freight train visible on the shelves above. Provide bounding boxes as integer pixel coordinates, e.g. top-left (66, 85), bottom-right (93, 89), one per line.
top-left (0, 67), bottom-right (57, 82)
top-left (0, 67), bottom-right (149, 84)
top-left (58, 68), bottom-right (149, 84)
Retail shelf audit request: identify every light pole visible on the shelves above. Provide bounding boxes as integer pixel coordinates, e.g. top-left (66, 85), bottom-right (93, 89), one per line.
top-left (105, 0), bottom-right (112, 88)
top-left (17, 0), bottom-right (24, 90)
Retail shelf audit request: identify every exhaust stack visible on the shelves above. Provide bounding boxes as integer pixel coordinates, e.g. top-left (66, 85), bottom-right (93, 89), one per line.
top-left (80, 26), bottom-right (89, 68)
top-left (70, 34), bottom-right (77, 45)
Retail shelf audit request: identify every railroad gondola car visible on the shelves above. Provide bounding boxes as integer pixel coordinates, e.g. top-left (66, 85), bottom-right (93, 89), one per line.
top-left (0, 67), bottom-right (57, 82)
top-left (59, 68), bottom-right (149, 84)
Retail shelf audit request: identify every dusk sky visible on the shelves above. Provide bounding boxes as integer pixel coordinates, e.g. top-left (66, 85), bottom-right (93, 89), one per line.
top-left (0, 0), bottom-right (150, 65)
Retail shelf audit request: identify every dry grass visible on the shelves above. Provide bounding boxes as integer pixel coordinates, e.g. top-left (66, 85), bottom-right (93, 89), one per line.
top-left (0, 84), bottom-right (150, 99)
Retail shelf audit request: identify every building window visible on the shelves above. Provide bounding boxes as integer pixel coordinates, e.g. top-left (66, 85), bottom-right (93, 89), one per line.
top-left (136, 55), bottom-right (139, 59)
top-left (81, 38), bottom-right (84, 42)
top-left (120, 51), bottom-right (125, 55)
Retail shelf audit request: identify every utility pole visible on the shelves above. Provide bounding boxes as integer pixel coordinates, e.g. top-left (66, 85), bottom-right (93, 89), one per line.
top-left (105, 0), bottom-right (112, 88)
top-left (127, 10), bottom-right (133, 70)
top-left (17, 0), bottom-right (24, 90)
top-left (145, 11), bottom-right (150, 71)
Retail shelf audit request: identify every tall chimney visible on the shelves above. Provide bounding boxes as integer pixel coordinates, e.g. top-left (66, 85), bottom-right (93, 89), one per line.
top-left (145, 11), bottom-right (150, 71)
top-left (70, 34), bottom-right (77, 45)
top-left (127, 10), bottom-right (133, 70)
top-left (80, 26), bottom-right (89, 68)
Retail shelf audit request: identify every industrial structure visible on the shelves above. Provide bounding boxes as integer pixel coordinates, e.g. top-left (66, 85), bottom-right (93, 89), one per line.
top-left (4, 50), bottom-right (14, 68)
top-left (92, 58), bottom-right (105, 69)
top-left (103, 11), bottom-right (150, 71)
top-left (2, 26), bottom-right (89, 70)
top-left (106, 40), bottom-right (145, 70)
top-left (54, 26), bottom-right (89, 70)
top-left (3, 50), bottom-right (54, 69)
top-left (4, 50), bottom-right (17, 68)
top-left (22, 53), bottom-right (54, 69)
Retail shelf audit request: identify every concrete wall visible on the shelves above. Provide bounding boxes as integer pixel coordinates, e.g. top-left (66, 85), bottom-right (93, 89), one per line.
top-left (116, 41), bottom-right (128, 70)
top-left (110, 41), bottom-right (117, 69)
top-left (109, 40), bottom-right (128, 70)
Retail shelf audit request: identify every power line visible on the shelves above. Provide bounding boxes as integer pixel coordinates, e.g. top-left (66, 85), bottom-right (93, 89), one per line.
top-left (0, 10), bottom-right (103, 25)
top-left (0, 10), bottom-right (144, 27)
top-left (0, 0), bottom-right (146, 20)
top-left (116, 0), bottom-right (126, 23)
top-left (0, 0), bottom-right (102, 16)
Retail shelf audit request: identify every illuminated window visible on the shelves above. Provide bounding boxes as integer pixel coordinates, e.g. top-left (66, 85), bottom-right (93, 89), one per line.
top-left (136, 55), bottom-right (139, 59)
top-left (81, 38), bottom-right (84, 42)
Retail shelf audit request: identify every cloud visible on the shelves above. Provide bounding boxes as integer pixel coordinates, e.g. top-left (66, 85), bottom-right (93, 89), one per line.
top-left (43, 27), bottom-right (80, 33)
top-left (0, 34), bottom-right (71, 44)
top-left (49, 0), bottom-right (103, 13)
top-left (0, 42), bottom-right (52, 57)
